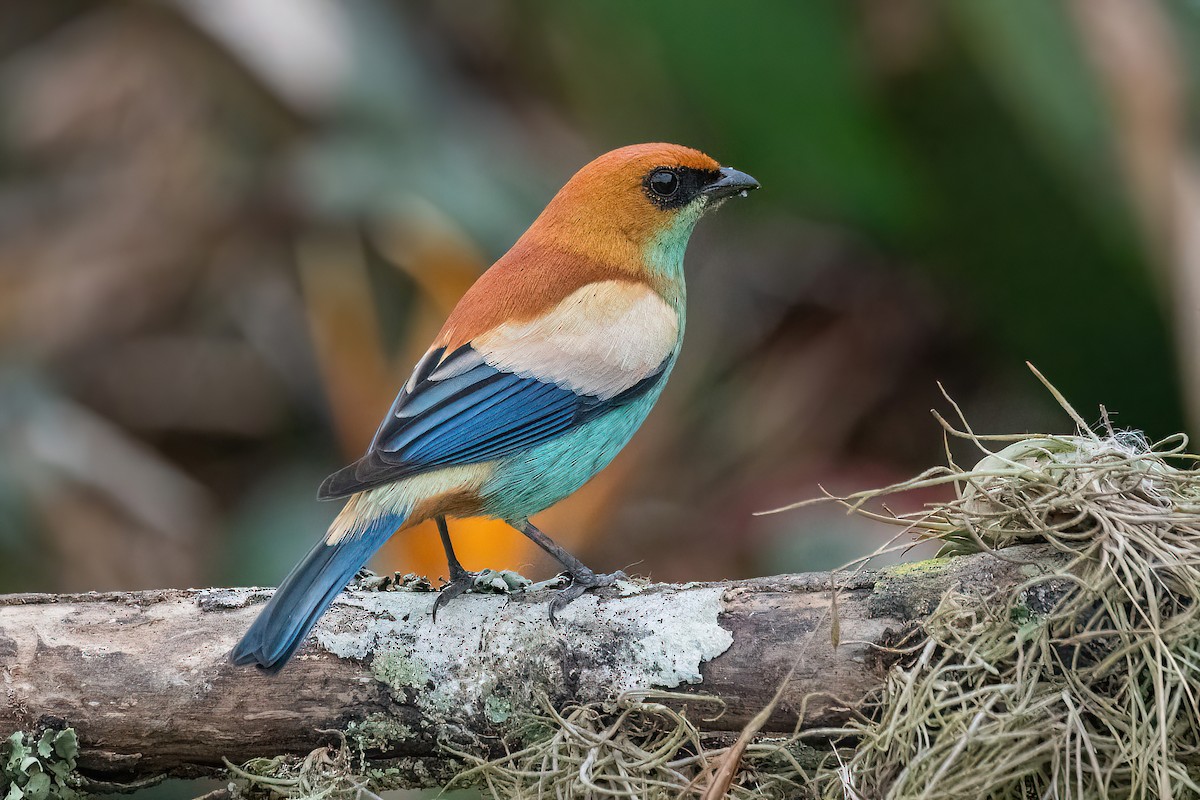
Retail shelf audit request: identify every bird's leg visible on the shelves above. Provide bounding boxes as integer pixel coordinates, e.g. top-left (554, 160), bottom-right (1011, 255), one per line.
top-left (509, 519), bottom-right (627, 623)
top-left (431, 516), bottom-right (478, 621)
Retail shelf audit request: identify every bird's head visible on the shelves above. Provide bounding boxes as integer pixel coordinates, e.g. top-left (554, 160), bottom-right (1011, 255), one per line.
top-left (527, 143), bottom-right (759, 282)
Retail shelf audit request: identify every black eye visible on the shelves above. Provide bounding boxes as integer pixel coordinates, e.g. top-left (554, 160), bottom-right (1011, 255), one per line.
top-left (649, 169), bottom-right (679, 198)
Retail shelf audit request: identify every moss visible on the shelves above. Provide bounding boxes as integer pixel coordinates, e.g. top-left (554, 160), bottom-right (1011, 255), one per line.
top-left (345, 714), bottom-right (415, 753)
top-left (370, 650), bottom-right (461, 721)
top-left (483, 696), bottom-right (512, 725)
top-left (510, 718), bottom-right (555, 747)
top-left (869, 558), bottom-right (956, 620)
top-left (225, 732), bottom-right (469, 798)
top-left (370, 652), bottom-right (429, 691)
top-left (1, 729), bottom-right (81, 800)
top-left (367, 756), bottom-right (462, 791)
top-left (882, 556), bottom-right (953, 578)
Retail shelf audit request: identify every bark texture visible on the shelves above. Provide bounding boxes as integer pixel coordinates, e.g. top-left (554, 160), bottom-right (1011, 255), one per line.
top-left (0, 544), bottom-right (1061, 789)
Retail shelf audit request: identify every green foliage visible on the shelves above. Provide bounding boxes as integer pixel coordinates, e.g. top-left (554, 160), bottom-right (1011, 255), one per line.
top-left (1, 730), bottom-right (80, 800)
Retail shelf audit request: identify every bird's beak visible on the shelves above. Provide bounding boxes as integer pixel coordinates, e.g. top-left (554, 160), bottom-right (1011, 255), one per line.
top-left (702, 167), bottom-right (760, 200)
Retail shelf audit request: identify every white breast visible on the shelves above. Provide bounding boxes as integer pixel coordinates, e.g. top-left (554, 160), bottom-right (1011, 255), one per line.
top-left (472, 280), bottom-right (679, 399)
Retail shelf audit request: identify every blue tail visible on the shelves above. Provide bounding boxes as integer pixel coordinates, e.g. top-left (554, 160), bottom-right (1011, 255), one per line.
top-left (230, 511), bottom-right (404, 673)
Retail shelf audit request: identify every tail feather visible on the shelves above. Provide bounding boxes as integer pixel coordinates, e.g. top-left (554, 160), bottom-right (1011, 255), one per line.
top-left (231, 511), bottom-right (404, 673)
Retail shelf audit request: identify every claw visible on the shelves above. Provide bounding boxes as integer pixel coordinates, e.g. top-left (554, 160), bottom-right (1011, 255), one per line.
top-left (431, 565), bottom-right (477, 623)
top-left (432, 567), bottom-right (533, 621)
top-left (548, 569), bottom-right (628, 625)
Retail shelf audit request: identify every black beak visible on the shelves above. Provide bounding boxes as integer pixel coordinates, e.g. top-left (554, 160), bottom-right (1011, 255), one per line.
top-left (702, 166), bottom-right (760, 200)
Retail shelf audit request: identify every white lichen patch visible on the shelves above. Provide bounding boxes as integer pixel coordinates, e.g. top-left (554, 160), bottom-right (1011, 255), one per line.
top-left (196, 587), bottom-right (272, 611)
top-left (315, 585), bottom-right (732, 725)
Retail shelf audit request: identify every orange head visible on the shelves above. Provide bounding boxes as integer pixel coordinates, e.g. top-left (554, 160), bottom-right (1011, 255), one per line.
top-left (436, 144), bottom-right (757, 349)
top-left (525, 143), bottom-right (759, 271)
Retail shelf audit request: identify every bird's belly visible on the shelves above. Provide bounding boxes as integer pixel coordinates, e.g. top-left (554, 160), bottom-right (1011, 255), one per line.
top-left (476, 386), bottom-right (665, 521)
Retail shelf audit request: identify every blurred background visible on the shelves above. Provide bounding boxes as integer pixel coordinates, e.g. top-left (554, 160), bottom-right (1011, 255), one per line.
top-left (1, 0), bottom-right (1198, 595)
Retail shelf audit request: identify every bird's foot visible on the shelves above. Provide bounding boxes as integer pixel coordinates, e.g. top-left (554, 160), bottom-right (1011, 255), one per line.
top-left (431, 567), bottom-right (476, 622)
top-left (548, 568), bottom-right (628, 625)
top-left (432, 567), bottom-right (531, 621)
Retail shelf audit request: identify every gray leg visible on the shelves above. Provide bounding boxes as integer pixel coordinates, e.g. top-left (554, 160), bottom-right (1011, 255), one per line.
top-left (432, 516), bottom-right (477, 621)
top-left (436, 515), bottom-right (469, 577)
top-left (509, 518), bottom-right (626, 623)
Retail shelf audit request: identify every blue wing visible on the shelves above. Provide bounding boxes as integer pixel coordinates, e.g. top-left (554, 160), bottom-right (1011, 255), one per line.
top-left (317, 344), bottom-right (667, 500)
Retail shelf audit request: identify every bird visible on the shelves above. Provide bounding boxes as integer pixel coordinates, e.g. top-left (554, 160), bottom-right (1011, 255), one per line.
top-left (231, 142), bottom-right (759, 672)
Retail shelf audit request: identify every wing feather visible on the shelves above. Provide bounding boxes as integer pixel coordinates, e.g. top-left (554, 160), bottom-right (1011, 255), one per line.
top-left (317, 282), bottom-right (678, 500)
top-left (317, 347), bottom-right (666, 500)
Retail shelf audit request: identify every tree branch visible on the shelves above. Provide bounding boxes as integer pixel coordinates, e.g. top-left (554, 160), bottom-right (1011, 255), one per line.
top-left (0, 544), bottom-right (1063, 789)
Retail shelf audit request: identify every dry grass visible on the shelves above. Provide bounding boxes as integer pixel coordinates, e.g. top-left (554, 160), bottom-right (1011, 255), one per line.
top-left (442, 692), bottom-right (823, 799)
top-left (795, 366), bottom-right (1200, 798)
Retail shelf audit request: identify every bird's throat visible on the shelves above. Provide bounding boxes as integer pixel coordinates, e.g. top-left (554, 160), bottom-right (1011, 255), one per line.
top-left (641, 202), bottom-right (705, 312)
